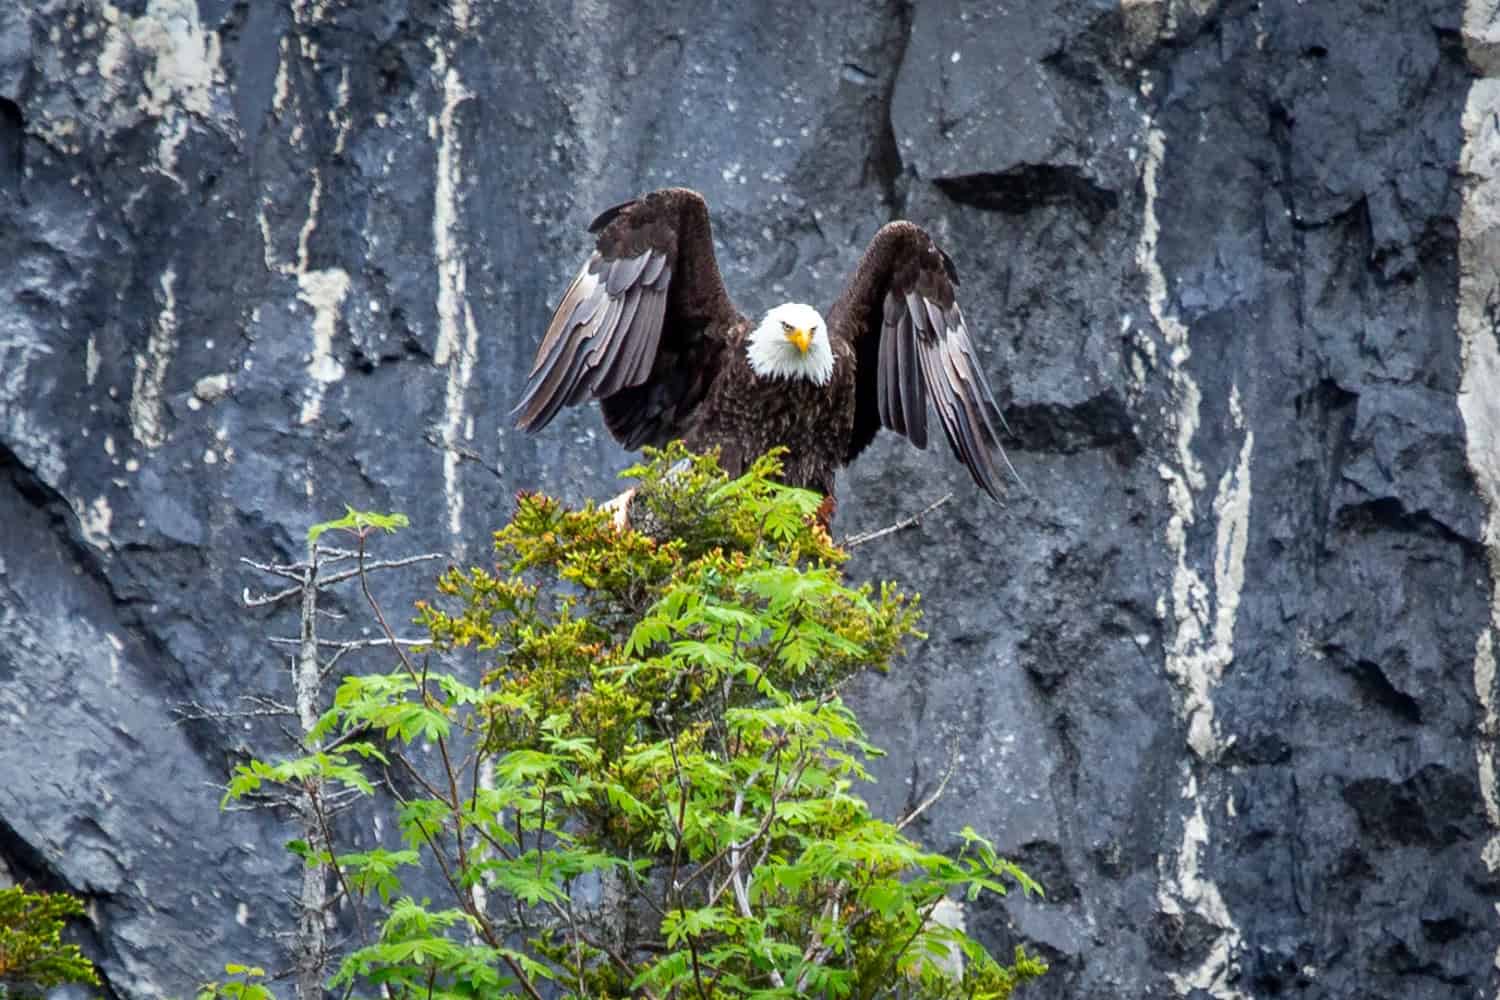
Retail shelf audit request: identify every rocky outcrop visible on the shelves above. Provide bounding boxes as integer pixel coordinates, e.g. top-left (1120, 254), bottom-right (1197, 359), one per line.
top-left (0, 1), bottom-right (1495, 997)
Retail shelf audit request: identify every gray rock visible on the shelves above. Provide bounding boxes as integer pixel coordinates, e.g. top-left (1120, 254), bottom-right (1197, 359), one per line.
top-left (1, 0), bottom-right (1497, 998)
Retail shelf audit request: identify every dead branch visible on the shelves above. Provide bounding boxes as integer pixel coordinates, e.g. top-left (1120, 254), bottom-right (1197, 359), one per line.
top-left (241, 552), bottom-right (445, 608)
top-left (172, 696), bottom-right (297, 723)
top-left (896, 741), bottom-right (960, 833)
top-left (266, 636), bottom-right (430, 650)
top-left (840, 492), bottom-right (954, 549)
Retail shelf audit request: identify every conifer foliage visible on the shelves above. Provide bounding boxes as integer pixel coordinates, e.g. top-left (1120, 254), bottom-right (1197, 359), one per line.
top-left (224, 447), bottom-right (1045, 999)
top-left (0, 886), bottom-right (99, 996)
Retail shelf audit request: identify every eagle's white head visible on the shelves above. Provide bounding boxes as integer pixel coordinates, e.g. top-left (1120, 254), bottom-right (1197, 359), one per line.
top-left (746, 302), bottom-right (834, 385)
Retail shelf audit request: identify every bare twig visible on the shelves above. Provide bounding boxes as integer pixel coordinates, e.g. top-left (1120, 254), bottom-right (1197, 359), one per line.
top-left (172, 698), bottom-right (296, 723)
top-left (402, 793), bottom-right (548, 1000)
top-left (242, 693), bottom-right (298, 713)
top-left (572, 926), bottom-right (652, 996)
top-left (787, 748), bottom-right (963, 991)
top-left (240, 557), bottom-right (312, 583)
top-left (266, 636), bottom-right (430, 650)
top-left (840, 492), bottom-right (954, 549)
top-left (422, 429), bottom-right (507, 480)
top-left (308, 781), bottom-right (370, 946)
top-left (210, 783), bottom-right (282, 813)
top-left (895, 742), bottom-right (960, 833)
top-left (722, 742), bottom-right (788, 990)
top-left (664, 731), bottom-right (691, 909)
top-left (322, 723), bottom-right (374, 754)
top-left (241, 552), bottom-right (444, 608)
top-left (390, 749), bottom-right (459, 810)
top-left (794, 882), bottom-right (849, 992)
top-left (878, 892), bottom-right (950, 986)
top-left (696, 750), bottom-right (806, 904)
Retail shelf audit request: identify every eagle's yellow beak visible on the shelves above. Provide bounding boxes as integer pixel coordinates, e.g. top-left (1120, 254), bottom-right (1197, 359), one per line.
top-left (786, 328), bottom-right (811, 354)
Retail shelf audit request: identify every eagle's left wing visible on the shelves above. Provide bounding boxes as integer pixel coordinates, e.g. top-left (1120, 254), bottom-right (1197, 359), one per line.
top-left (830, 222), bottom-right (1012, 500)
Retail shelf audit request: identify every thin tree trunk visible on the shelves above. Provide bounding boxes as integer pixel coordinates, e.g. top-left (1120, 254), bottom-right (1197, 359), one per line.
top-left (294, 539), bottom-right (328, 1000)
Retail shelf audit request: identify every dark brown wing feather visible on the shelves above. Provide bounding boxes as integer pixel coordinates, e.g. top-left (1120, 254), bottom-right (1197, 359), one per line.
top-left (512, 188), bottom-right (740, 447)
top-left (829, 221), bottom-right (1011, 500)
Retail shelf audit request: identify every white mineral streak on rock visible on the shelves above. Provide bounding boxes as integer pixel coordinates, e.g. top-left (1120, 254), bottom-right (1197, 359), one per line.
top-left (130, 267), bottom-right (177, 448)
top-left (256, 200), bottom-right (279, 273)
top-left (296, 167), bottom-right (323, 271)
top-left (433, 49), bottom-right (476, 550)
top-left (1121, 0), bottom-right (1220, 46)
top-left (296, 268), bottom-right (350, 425)
top-left (1120, 0), bottom-right (1167, 53)
top-left (452, 0), bottom-right (473, 32)
top-left (1476, 633), bottom-right (1500, 875)
top-left (437, 7), bottom-right (487, 920)
top-left (292, 166), bottom-right (350, 426)
top-left (1161, 772), bottom-right (1243, 995)
top-left (93, 1), bottom-right (234, 448)
top-left (273, 34), bottom-right (292, 114)
top-left (248, 8), bottom-right (352, 427)
top-left (433, 55), bottom-right (469, 370)
top-left (1137, 122), bottom-right (1252, 999)
top-left (332, 66), bottom-right (352, 154)
top-left (1465, 1), bottom-right (1500, 78)
top-left (0, 328), bottom-right (65, 483)
top-left (76, 496), bottom-right (114, 552)
top-left (1140, 126), bottom-right (1229, 757)
top-left (1458, 12), bottom-right (1500, 976)
top-left (107, 633), bottom-right (125, 686)
top-left (193, 373), bottom-right (232, 403)
top-left (86, 335), bottom-right (100, 386)
top-left (97, 0), bottom-right (228, 182)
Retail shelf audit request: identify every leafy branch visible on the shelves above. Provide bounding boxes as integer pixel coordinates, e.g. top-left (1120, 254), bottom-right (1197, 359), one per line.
top-left (217, 445), bottom-right (1046, 999)
top-left (0, 886), bottom-right (99, 996)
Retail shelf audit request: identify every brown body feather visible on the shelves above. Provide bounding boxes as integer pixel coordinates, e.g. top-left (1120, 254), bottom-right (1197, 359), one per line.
top-left (684, 324), bottom-right (858, 495)
top-left (514, 188), bottom-right (1011, 505)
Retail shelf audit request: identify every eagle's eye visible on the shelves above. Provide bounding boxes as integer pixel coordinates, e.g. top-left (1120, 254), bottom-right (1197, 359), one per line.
top-left (780, 320), bottom-right (793, 333)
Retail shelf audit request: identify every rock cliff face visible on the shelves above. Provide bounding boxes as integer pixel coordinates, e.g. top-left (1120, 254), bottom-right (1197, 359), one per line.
top-left (2, 0), bottom-right (1498, 996)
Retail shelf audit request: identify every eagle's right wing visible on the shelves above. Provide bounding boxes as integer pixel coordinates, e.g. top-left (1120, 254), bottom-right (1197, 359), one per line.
top-left (512, 188), bottom-right (740, 449)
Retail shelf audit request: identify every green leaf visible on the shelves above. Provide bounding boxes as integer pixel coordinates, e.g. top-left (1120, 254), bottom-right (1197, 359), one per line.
top-left (661, 905), bottom-right (728, 946)
top-left (625, 617), bottom-right (672, 655)
top-left (862, 880), bottom-right (906, 920)
top-left (222, 964), bottom-right (265, 977)
top-left (308, 505), bottom-right (410, 543)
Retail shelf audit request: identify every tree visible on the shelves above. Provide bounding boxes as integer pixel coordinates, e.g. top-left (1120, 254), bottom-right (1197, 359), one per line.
top-left (221, 446), bottom-right (1046, 998)
top-left (219, 510), bottom-right (442, 999)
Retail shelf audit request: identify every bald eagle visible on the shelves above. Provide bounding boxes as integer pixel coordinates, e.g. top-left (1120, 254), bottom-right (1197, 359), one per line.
top-left (513, 188), bottom-right (1013, 512)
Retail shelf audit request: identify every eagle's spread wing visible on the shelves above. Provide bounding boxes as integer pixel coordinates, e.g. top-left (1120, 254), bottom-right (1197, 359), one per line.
top-left (832, 221), bottom-right (1011, 500)
top-left (513, 188), bottom-right (739, 448)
